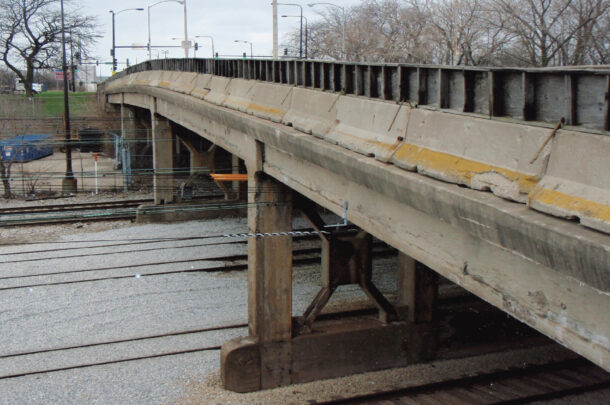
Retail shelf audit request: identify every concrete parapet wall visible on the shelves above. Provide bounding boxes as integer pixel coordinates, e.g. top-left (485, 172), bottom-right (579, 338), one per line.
top-left (282, 88), bottom-right (339, 138)
top-left (189, 73), bottom-right (212, 100)
top-left (326, 97), bottom-right (409, 162)
top-left (529, 131), bottom-right (610, 233)
top-left (223, 79), bottom-right (256, 112)
top-left (246, 83), bottom-right (292, 123)
top-left (203, 75), bottom-right (231, 105)
top-left (102, 70), bottom-right (610, 235)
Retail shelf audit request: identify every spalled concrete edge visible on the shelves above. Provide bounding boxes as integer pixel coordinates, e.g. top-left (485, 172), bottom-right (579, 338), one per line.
top-left (528, 131), bottom-right (610, 234)
top-left (391, 109), bottom-right (551, 203)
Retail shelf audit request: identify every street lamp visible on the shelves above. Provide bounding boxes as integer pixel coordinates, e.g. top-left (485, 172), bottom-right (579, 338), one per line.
top-left (308, 2), bottom-right (345, 60)
top-left (282, 15), bottom-right (308, 59)
top-left (195, 36), bottom-right (215, 58)
top-left (110, 8), bottom-right (144, 74)
top-left (234, 40), bottom-right (253, 58)
top-left (148, 0), bottom-right (184, 61)
top-left (277, 3), bottom-right (303, 58)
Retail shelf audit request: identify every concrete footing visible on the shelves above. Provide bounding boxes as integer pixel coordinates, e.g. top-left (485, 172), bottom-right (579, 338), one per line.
top-left (221, 317), bottom-right (411, 393)
top-left (61, 177), bottom-right (77, 195)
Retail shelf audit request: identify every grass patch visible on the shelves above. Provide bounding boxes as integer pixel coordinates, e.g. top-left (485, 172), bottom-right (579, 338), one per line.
top-left (34, 91), bottom-right (96, 116)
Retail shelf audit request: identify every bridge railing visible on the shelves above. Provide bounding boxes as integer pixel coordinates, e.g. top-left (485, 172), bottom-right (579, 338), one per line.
top-left (106, 58), bottom-right (610, 132)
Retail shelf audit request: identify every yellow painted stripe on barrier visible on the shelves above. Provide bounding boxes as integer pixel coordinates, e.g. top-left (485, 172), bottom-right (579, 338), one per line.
top-left (392, 143), bottom-right (539, 193)
top-left (247, 103), bottom-right (286, 117)
top-left (159, 81), bottom-right (171, 87)
top-left (191, 89), bottom-right (210, 96)
top-left (225, 99), bottom-right (251, 108)
top-left (529, 187), bottom-right (610, 223)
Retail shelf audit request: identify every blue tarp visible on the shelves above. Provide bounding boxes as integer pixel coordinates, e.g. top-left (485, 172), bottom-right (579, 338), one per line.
top-left (0, 134), bottom-right (54, 162)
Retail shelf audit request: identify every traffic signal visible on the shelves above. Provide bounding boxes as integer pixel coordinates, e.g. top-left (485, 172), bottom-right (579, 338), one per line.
top-left (72, 65), bottom-right (78, 72)
top-left (194, 42), bottom-right (199, 51)
top-left (113, 59), bottom-right (117, 71)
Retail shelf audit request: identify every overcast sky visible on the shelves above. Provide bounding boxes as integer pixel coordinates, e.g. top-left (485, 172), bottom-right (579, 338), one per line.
top-left (78, 0), bottom-right (362, 77)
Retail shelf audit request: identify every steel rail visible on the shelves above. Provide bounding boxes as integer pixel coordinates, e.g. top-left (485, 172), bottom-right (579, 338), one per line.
top-left (317, 358), bottom-right (610, 404)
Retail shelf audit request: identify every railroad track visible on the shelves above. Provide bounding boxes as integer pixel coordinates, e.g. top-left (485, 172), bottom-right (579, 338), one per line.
top-left (0, 199), bottom-right (150, 226)
top-left (0, 199), bottom-right (152, 215)
top-left (0, 243), bottom-right (397, 291)
top-left (318, 358), bottom-right (610, 404)
top-left (0, 195), bottom-right (225, 226)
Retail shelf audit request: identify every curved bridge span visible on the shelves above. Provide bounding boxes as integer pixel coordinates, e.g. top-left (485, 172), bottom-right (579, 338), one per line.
top-left (100, 59), bottom-right (609, 391)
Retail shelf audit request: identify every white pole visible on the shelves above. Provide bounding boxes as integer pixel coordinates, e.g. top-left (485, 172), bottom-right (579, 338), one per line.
top-left (147, 6), bottom-right (152, 60)
top-left (273, 0), bottom-right (278, 58)
top-left (183, 0), bottom-right (189, 57)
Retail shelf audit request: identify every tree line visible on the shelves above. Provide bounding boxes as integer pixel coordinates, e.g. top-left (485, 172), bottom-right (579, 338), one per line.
top-left (284, 0), bottom-right (609, 66)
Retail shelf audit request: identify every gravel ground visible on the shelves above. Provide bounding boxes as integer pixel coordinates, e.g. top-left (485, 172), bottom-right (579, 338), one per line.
top-left (0, 215), bottom-right (605, 404)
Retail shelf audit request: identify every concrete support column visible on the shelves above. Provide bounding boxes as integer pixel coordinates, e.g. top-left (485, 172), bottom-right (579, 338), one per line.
top-left (247, 172), bottom-right (293, 342)
top-left (120, 104), bottom-right (138, 143)
top-left (151, 107), bottom-right (174, 205)
top-left (397, 252), bottom-right (439, 362)
top-left (221, 171), bottom-right (293, 392)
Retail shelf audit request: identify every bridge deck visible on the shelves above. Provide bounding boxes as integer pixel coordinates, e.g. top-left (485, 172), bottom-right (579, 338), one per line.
top-left (100, 59), bottom-right (609, 378)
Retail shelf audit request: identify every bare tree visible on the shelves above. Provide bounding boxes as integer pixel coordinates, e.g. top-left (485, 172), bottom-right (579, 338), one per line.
top-left (493, 0), bottom-right (609, 66)
top-left (283, 0), bottom-right (609, 66)
top-left (0, 0), bottom-right (99, 96)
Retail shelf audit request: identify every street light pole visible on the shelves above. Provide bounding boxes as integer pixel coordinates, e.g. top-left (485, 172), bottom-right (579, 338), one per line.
top-left (148, 1), bottom-right (184, 60)
top-left (110, 8), bottom-right (144, 73)
top-left (195, 36), bottom-right (215, 58)
top-left (308, 2), bottom-right (345, 60)
top-left (272, 0), bottom-right (278, 58)
top-left (183, 0), bottom-right (189, 57)
top-left (111, 11), bottom-right (116, 72)
top-left (277, 3), bottom-right (303, 58)
top-left (282, 15), bottom-right (308, 59)
top-left (234, 40), bottom-right (253, 58)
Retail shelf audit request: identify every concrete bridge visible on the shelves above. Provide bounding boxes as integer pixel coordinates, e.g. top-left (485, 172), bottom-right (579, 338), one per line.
top-left (99, 58), bottom-right (609, 392)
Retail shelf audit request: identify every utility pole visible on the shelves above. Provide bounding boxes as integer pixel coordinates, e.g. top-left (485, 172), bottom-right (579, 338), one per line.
top-left (183, 0), bottom-right (189, 57)
top-left (60, 0), bottom-right (76, 194)
top-left (272, 0), bottom-right (278, 58)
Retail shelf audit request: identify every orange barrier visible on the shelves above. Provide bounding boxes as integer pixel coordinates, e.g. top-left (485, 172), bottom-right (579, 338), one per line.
top-left (210, 173), bottom-right (248, 182)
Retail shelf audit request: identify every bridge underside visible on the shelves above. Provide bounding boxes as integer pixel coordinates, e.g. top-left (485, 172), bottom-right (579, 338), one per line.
top-left (104, 71), bottom-right (609, 391)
